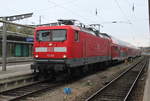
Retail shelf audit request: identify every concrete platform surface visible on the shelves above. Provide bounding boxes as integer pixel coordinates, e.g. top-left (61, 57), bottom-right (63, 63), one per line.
top-left (0, 57), bottom-right (33, 64)
top-left (143, 59), bottom-right (150, 101)
top-left (0, 63), bottom-right (32, 80)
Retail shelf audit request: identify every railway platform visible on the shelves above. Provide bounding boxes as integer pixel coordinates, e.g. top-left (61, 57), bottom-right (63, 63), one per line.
top-left (143, 59), bottom-right (150, 101)
top-left (0, 62), bottom-right (32, 81)
top-left (0, 57), bottom-right (33, 64)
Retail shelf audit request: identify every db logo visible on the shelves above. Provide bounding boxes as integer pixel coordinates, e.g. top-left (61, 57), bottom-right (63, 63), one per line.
top-left (48, 47), bottom-right (54, 52)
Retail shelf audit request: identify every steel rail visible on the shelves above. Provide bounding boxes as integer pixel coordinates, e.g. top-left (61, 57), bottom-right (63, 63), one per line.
top-left (85, 58), bottom-right (146, 101)
top-left (123, 59), bottom-right (147, 101)
top-left (0, 79), bottom-right (62, 101)
top-left (0, 73), bottom-right (34, 92)
top-left (0, 79), bottom-right (43, 94)
top-left (8, 82), bottom-right (61, 101)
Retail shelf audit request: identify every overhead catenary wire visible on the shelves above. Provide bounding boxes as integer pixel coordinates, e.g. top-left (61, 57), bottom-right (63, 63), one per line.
top-left (60, 0), bottom-right (105, 22)
top-left (114, 0), bottom-right (132, 24)
top-left (29, 0), bottom-right (105, 31)
top-left (58, 0), bottom-right (79, 6)
top-left (63, 0), bottom-right (105, 23)
top-left (113, 0), bottom-right (135, 26)
top-left (125, 0), bottom-right (135, 12)
top-left (124, 0), bottom-right (132, 12)
top-left (47, 0), bottom-right (97, 24)
top-left (11, 0), bottom-right (97, 26)
top-left (113, 0), bottom-right (138, 46)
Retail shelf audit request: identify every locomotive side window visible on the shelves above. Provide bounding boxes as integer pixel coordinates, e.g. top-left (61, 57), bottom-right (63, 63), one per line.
top-left (36, 29), bottom-right (66, 42)
top-left (75, 31), bottom-right (79, 41)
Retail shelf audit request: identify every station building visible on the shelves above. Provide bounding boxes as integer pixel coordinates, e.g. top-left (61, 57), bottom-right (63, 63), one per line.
top-left (0, 30), bottom-right (33, 57)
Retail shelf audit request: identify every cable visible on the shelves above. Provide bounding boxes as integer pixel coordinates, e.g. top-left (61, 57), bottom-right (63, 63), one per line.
top-left (114, 0), bottom-right (132, 24)
top-left (126, 0), bottom-right (131, 6)
top-left (47, 0), bottom-right (97, 24)
top-left (58, 0), bottom-right (104, 22)
top-left (61, 0), bottom-right (104, 22)
top-left (31, 0), bottom-right (79, 13)
top-left (113, 0), bottom-right (135, 29)
top-left (113, 0), bottom-right (138, 45)
top-left (58, 0), bottom-right (79, 6)
top-left (21, 0), bottom-right (104, 25)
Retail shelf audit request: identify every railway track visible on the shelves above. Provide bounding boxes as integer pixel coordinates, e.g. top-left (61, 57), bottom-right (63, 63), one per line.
top-left (85, 58), bottom-right (148, 101)
top-left (0, 80), bottom-right (62, 101)
top-left (0, 73), bottom-right (35, 92)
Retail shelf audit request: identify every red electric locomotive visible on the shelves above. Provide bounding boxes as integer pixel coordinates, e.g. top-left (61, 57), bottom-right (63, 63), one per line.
top-left (31, 20), bottom-right (112, 76)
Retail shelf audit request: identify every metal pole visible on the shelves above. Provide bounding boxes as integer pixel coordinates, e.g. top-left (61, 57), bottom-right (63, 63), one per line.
top-left (39, 16), bottom-right (41, 25)
top-left (148, 0), bottom-right (150, 46)
top-left (148, 0), bottom-right (150, 27)
top-left (98, 24), bottom-right (100, 32)
top-left (2, 17), bottom-right (7, 71)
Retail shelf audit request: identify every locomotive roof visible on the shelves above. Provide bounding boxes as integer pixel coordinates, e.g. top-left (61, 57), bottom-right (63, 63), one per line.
top-left (35, 25), bottom-right (81, 31)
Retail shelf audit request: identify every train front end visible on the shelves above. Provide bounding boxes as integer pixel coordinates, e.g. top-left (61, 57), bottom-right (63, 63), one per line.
top-left (31, 26), bottom-right (72, 75)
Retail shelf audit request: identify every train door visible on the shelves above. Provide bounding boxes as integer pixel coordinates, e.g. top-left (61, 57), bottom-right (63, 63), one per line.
top-left (82, 39), bottom-right (87, 57)
top-left (107, 40), bottom-right (111, 59)
top-left (72, 30), bottom-right (82, 58)
top-left (111, 45), bottom-right (120, 60)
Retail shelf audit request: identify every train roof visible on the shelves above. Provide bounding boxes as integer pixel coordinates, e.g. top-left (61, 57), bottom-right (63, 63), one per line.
top-left (98, 33), bottom-right (138, 49)
top-left (110, 36), bottom-right (138, 49)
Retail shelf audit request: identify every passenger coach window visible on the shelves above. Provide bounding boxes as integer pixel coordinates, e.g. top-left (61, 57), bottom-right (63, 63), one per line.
top-left (75, 31), bottom-right (79, 41)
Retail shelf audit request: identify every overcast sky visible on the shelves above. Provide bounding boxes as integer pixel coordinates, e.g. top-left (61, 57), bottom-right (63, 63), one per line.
top-left (0, 0), bottom-right (149, 47)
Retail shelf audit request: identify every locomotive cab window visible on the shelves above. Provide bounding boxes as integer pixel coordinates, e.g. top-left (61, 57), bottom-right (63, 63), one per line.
top-left (36, 29), bottom-right (66, 42)
top-left (52, 30), bottom-right (66, 41)
top-left (75, 31), bottom-right (79, 41)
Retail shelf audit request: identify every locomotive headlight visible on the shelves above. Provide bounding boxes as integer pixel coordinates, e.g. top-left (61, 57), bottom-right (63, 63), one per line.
top-left (49, 43), bottom-right (53, 46)
top-left (63, 55), bottom-right (67, 58)
top-left (35, 55), bottom-right (39, 58)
